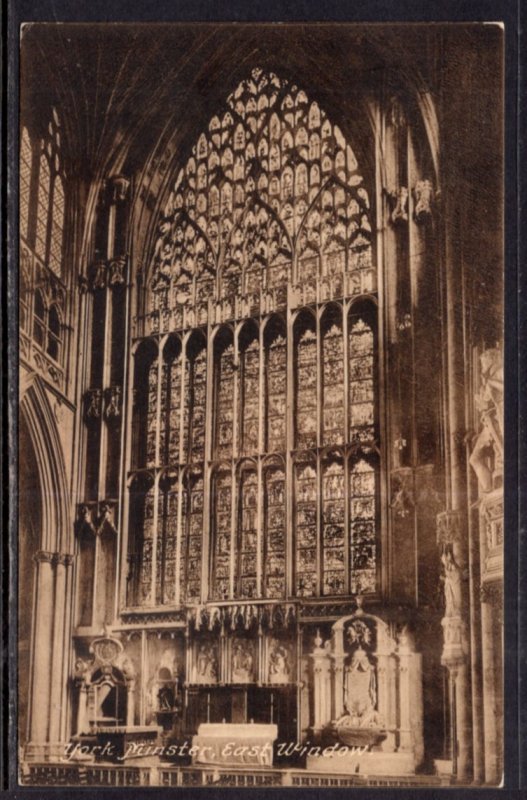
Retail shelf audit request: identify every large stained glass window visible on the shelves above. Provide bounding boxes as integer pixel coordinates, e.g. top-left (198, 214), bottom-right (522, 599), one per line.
top-left (128, 67), bottom-right (379, 608)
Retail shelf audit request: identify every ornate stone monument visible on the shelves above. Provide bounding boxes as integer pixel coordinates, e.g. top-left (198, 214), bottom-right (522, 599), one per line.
top-left (308, 602), bottom-right (423, 775)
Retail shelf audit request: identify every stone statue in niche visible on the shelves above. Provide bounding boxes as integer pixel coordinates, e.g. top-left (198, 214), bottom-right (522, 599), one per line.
top-left (196, 644), bottom-right (218, 682)
top-left (343, 647), bottom-right (378, 722)
top-left (268, 640), bottom-right (291, 683)
top-left (469, 347), bottom-right (504, 493)
top-left (440, 548), bottom-right (463, 617)
top-left (331, 619), bottom-right (385, 744)
top-left (332, 645), bottom-right (385, 744)
top-left (231, 641), bottom-right (254, 682)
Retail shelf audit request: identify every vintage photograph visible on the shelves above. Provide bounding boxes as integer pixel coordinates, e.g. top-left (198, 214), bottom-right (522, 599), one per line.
top-left (17, 22), bottom-right (504, 788)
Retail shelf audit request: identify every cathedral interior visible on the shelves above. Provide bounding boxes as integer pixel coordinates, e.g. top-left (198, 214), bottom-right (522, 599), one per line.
top-left (18, 23), bottom-right (504, 788)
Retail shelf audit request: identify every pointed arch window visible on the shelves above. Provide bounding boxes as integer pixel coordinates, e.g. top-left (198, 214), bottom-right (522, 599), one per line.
top-left (132, 67), bottom-right (381, 608)
top-left (20, 127), bottom-right (32, 239)
top-left (21, 111), bottom-right (65, 277)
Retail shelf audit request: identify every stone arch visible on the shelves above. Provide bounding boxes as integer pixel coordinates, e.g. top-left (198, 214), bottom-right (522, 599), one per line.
top-left (19, 373), bottom-right (73, 757)
top-left (19, 373), bottom-right (72, 555)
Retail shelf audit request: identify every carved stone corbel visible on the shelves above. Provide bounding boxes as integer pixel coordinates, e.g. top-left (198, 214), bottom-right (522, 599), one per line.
top-left (84, 388), bottom-right (103, 421)
top-left (90, 258), bottom-right (108, 290)
top-left (413, 180), bottom-right (433, 223)
top-left (388, 186), bottom-right (409, 225)
top-left (108, 254), bottom-right (127, 286)
top-left (436, 510), bottom-right (463, 546)
top-left (108, 174), bottom-right (130, 203)
top-left (104, 385), bottom-right (122, 420)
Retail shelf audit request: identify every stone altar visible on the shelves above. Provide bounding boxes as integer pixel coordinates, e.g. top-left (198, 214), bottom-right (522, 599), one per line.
top-left (191, 722), bottom-right (278, 767)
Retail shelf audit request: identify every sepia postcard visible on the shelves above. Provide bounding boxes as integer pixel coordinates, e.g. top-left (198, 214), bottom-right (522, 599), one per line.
top-left (13, 17), bottom-right (511, 792)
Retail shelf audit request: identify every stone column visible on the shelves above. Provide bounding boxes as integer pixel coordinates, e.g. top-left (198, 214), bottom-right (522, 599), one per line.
top-left (440, 613), bottom-right (470, 779)
top-left (480, 587), bottom-right (499, 784)
top-left (48, 554), bottom-right (71, 748)
top-left (310, 632), bottom-right (330, 736)
top-left (376, 652), bottom-right (395, 751)
top-left (396, 638), bottom-right (413, 753)
top-left (28, 551), bottom-right (55, 751)
top-left (76, 682), bottom-right (89, 735)
top-left (127, 681), bottom-right (136, 727)
top-left (331, 654), bottom-right (345, 721)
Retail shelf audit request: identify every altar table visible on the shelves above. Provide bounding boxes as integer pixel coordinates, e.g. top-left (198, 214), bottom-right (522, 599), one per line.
top-left (192, 722), bottom-right (278, 767)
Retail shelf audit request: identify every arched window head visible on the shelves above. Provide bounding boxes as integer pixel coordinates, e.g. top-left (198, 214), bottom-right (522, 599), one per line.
top-left (20, 127), bottom-right (32, 239)
top-left (26, 109), bottom-right (65, 277)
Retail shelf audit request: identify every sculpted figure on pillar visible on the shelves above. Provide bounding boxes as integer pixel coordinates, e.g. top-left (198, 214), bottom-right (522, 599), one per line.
top-left (440, 549), bottom-right (463, 617)
top-left (469, 347), bottom-right (504, 493)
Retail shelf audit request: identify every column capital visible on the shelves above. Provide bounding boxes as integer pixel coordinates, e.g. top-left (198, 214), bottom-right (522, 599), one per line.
top-left (33, 550), bottom-right (55, 565)
top-left (53, 552), bottom-right (75, 567)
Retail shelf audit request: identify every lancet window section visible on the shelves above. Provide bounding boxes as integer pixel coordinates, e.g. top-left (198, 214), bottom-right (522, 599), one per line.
top-left (156, 472), bottom-right (179, 605)
top-left (239, 326), bottom-right (260, 455)
top-left (263, 465), bottom-right (286, 598)
top-left (294, 461), bottom-right (318, 597)
top-left (235, 467), bottom-right (259, 599)
top-left (160, 337), bottom-right (183, 467)
top-left (211, 470), bottom-right (232, 600)
top-left (186, 335), bottom-right (207, 463)
top-left (322, 306), bottom-right (345, 445)
top-left (322, 458), bottom-right (346, 595)
top-left (265, 319), bottom-right (287, 453)
top-left (349, 458), bottom-right (377, 594)
top-left (295, 314), bottom-right (318, 450)
top-left (127, 475), bottom-right (156, 607)
top-left (181, 473), bottom-right (204, 604)
top-left (214, 331), bottom-right (235, 459)
top-left (348, 306), bottom-right (376, 444)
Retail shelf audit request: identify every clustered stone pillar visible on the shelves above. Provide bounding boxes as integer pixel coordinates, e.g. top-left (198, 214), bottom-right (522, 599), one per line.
top-left (28, 551), bottom-right (74, 759)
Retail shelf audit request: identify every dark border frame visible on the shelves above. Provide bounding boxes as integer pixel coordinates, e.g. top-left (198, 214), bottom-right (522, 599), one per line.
top-left (4, 2), bottom-right (522, 798)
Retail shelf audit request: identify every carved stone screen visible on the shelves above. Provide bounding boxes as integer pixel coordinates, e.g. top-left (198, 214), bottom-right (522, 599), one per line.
top-left (128, 68), bottom-right (378, 605)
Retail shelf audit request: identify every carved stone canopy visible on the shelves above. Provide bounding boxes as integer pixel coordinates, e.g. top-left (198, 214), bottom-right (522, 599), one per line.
top-left (436, 510), bottom-right (462, 546)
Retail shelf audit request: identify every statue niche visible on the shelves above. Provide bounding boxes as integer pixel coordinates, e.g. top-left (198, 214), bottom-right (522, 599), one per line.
top-left (73, 633), bottom-right (136, 735)
top-left (309, 607), bottom-right (424, 775)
